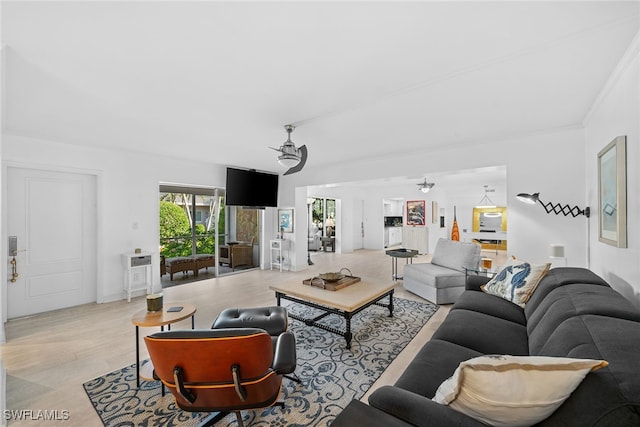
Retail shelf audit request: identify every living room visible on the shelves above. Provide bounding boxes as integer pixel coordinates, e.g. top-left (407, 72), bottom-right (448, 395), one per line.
top-left (1, 1), bottom-right (638, 426)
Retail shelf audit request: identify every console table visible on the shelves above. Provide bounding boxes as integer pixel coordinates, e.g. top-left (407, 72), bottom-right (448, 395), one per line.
top-left (122, 252), bottom-right (152, 302)
top-left (321, 237), bottom-right (335, 252)
top-left (270, 239), bottom-right (287, 271)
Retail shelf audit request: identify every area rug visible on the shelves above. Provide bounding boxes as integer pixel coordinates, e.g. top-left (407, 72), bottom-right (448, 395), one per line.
top-left (83, 297), bottom-right (437, 426)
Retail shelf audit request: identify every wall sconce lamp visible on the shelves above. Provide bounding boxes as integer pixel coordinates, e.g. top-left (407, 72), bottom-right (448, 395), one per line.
top-left (516, 192), bottom-right (590, 218)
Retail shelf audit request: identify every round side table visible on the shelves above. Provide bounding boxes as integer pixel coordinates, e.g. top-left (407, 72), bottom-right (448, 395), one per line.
top-left (131, 302), bottom-right (197, 387)
top-left (385, 248), bottom-right (418, 280)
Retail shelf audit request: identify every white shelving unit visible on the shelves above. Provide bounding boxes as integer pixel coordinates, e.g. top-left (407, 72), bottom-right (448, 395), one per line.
top-left (270, 239), bottom-right (287, 271)
top-left (122, 252), bottom-right (153, 302)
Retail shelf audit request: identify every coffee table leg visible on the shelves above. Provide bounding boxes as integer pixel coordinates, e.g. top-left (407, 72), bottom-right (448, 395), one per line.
top-left (345, 314), bottom-right (353, 349)
top-left (388, 290), bottom-right (394, 317)
top-left (135, 325), bottom-right (140, 388)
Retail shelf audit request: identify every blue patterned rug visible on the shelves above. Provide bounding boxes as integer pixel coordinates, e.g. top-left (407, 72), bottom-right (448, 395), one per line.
top-left (83, 297), bottom-right (437, 426)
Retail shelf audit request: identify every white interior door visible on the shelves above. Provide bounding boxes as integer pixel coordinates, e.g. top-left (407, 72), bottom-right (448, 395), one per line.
top-left (7, 167), bottom-right (97, 319)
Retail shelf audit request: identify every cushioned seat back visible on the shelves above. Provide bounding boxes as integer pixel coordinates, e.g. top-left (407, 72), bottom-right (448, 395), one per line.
top-left (430, 238), bottom-right (481, 273)
top-left (524, 267), bottom-right (608, 318)
top-left (145, 328), bottom-right (282, 411)
top-left (535, 315), bottom-right (640, 426)
top-left (527, 284), bottom-right (640, 354)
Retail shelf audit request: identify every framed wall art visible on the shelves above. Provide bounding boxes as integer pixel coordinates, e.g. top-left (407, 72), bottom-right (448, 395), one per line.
top-left (406, 200), bottom-right (426, 226)
top-left (598, 135), bottom-right (627, 248)
top-left (278, 208), bottom-right (294, 233)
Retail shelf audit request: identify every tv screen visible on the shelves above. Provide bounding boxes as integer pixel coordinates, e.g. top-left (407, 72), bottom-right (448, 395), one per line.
top-left (225, 167), bottom-right (279, 208)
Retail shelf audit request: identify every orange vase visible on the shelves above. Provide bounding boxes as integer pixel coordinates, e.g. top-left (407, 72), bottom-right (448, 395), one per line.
top-left (451, 206), bottom-right (460, 241)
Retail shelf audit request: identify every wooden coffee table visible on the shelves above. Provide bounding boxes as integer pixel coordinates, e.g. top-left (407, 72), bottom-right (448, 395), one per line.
top-left (269, 280), bottom-right (394, 349)
top-left (131, 302), bottom-right (197, 387)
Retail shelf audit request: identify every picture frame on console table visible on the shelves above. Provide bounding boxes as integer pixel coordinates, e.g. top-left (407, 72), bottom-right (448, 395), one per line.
top-left (278, 208), bottom-right (294, 233)
top-left (598, 135), bottom-right (627, 248)
top-left (406, 200), bottom-right (426, 226)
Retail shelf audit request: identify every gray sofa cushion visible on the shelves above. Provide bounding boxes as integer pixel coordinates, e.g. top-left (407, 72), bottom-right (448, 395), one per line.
top-left (403, 263), bottom-right (465, 289)
top-left (331, 399), bottom-right (414, 427)
top-left (453, 290), bottom-right (526, 325)
top-left (369, 386), bottom-right (486, 427)
top-left (534, 315), bottom-right (640, 426)
top-left (524, 267), bottom-right (609, 317)
top-left (430, 238), bottom-right (481, 272)
top-left (431, 309), bottom-right (529, 355)
top-left (393, 339), bottom-right (482, 399)
top-left (527, 284), bottom-right (640, 354)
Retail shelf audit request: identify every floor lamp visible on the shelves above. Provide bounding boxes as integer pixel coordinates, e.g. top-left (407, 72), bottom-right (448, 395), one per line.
top-left (307, 198), bottom-right (315, 265)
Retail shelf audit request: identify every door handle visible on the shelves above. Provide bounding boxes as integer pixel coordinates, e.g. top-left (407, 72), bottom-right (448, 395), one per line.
top-left (10, 257), bottom-right (18, 282)
top-left (9, 236), bottom-right (19, 282)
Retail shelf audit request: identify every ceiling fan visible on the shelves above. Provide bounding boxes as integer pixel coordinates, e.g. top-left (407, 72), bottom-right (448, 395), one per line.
top-left (270, 125), bottom-right (308, 175)
top-left (417, 178), bottom-right (435, 193)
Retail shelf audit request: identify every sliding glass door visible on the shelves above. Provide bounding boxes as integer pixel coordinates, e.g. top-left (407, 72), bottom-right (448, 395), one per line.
top-left (159, 184), bottom-right (262, 283)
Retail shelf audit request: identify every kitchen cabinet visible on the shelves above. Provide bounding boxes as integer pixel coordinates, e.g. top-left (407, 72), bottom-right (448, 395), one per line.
top-left (383, 199), bottom-right (404, 216)
top-left (403, 226), bottom-right (428, 254)
top-left (388, 227), bottom-right (402, 247)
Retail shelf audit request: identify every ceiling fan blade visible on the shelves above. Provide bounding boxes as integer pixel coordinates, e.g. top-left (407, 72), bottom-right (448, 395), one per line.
top-left (283, 145), bottom-right (307, 175)
top-left (269, 146), bottom-right (284, 153)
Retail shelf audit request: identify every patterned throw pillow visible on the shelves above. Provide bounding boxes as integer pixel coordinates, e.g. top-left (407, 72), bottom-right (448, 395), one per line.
top-left (432, 355), bottom-right (608, 427)
top-left (481, 257), bottom-right (550, 307)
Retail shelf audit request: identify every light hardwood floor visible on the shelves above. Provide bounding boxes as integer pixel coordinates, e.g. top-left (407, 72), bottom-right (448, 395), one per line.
top-left (0, 249), bottom-right (503, 426)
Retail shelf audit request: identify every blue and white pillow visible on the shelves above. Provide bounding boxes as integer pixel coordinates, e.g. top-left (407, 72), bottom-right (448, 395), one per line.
top-left (481, 257), bottom-right (550, 306)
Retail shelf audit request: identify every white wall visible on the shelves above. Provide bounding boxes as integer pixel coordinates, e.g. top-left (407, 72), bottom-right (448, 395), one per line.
top-left (0, 44), bottom-right (5, 342)
top-left (3, 33), bottom-right (637, 307)
top-left (2, 134), bottom-right (228, 305)
top-left (584, 32), bottom-right (640, 307)
top-left (281, 126), bottom-right (588, 271)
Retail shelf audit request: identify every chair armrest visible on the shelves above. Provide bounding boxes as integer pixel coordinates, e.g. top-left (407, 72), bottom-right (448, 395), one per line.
top-left (368, 386), bottom-right (486, 427)
top-left (465, 274), bottom-right (491, 291)
top-left (272, 331), bottom-right (296, 375)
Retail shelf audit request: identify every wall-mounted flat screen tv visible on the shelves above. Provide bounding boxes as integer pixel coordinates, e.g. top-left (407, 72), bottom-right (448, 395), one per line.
top-left (225, 167), bottom-right (279, 208)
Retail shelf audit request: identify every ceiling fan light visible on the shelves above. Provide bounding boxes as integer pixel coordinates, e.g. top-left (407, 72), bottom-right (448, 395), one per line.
top-left (476, 185), bottom-right (497, 207)
top-left (417, 178), bottom-right (435, 193)
top-left (278, 154), bottom-right (300, 168)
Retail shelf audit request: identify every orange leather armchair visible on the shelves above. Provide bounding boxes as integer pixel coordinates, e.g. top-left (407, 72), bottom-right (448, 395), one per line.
top-left (145, 327), bottom-right (296, 426)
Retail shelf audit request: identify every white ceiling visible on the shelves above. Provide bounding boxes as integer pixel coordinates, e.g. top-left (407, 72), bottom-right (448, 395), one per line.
top-left (2, 1), bottom-right (639, 178)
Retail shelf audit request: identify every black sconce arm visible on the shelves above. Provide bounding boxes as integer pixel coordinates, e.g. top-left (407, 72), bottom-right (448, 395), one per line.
top-left (517, 192), bottom-right (590, 218)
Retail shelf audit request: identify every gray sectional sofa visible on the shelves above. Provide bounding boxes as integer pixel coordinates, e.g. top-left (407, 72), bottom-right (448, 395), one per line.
top-left (332, 267), bottom-right (640, 426)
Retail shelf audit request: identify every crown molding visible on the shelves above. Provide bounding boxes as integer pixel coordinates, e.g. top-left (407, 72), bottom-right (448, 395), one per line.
top-left (583, 28), bottom-right (640, 125)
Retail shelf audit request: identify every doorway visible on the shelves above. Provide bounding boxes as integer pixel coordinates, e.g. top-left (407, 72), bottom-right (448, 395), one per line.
top-left (6, 167), bottom-right (98, 319)
top-left (310, 197), bottom-right (337, 253)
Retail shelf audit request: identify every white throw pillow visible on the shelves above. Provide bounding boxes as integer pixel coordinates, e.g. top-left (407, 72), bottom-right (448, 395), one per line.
top-left (432, 355), bottom-right (608, 427)
top-left (481, 257), bottom-right (550, 306)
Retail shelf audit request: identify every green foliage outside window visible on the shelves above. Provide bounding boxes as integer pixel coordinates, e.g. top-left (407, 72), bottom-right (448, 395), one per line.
top-left (159, 201), bottom-right (190, 239)
top-left (159, 200), bottom-right (219, 258)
